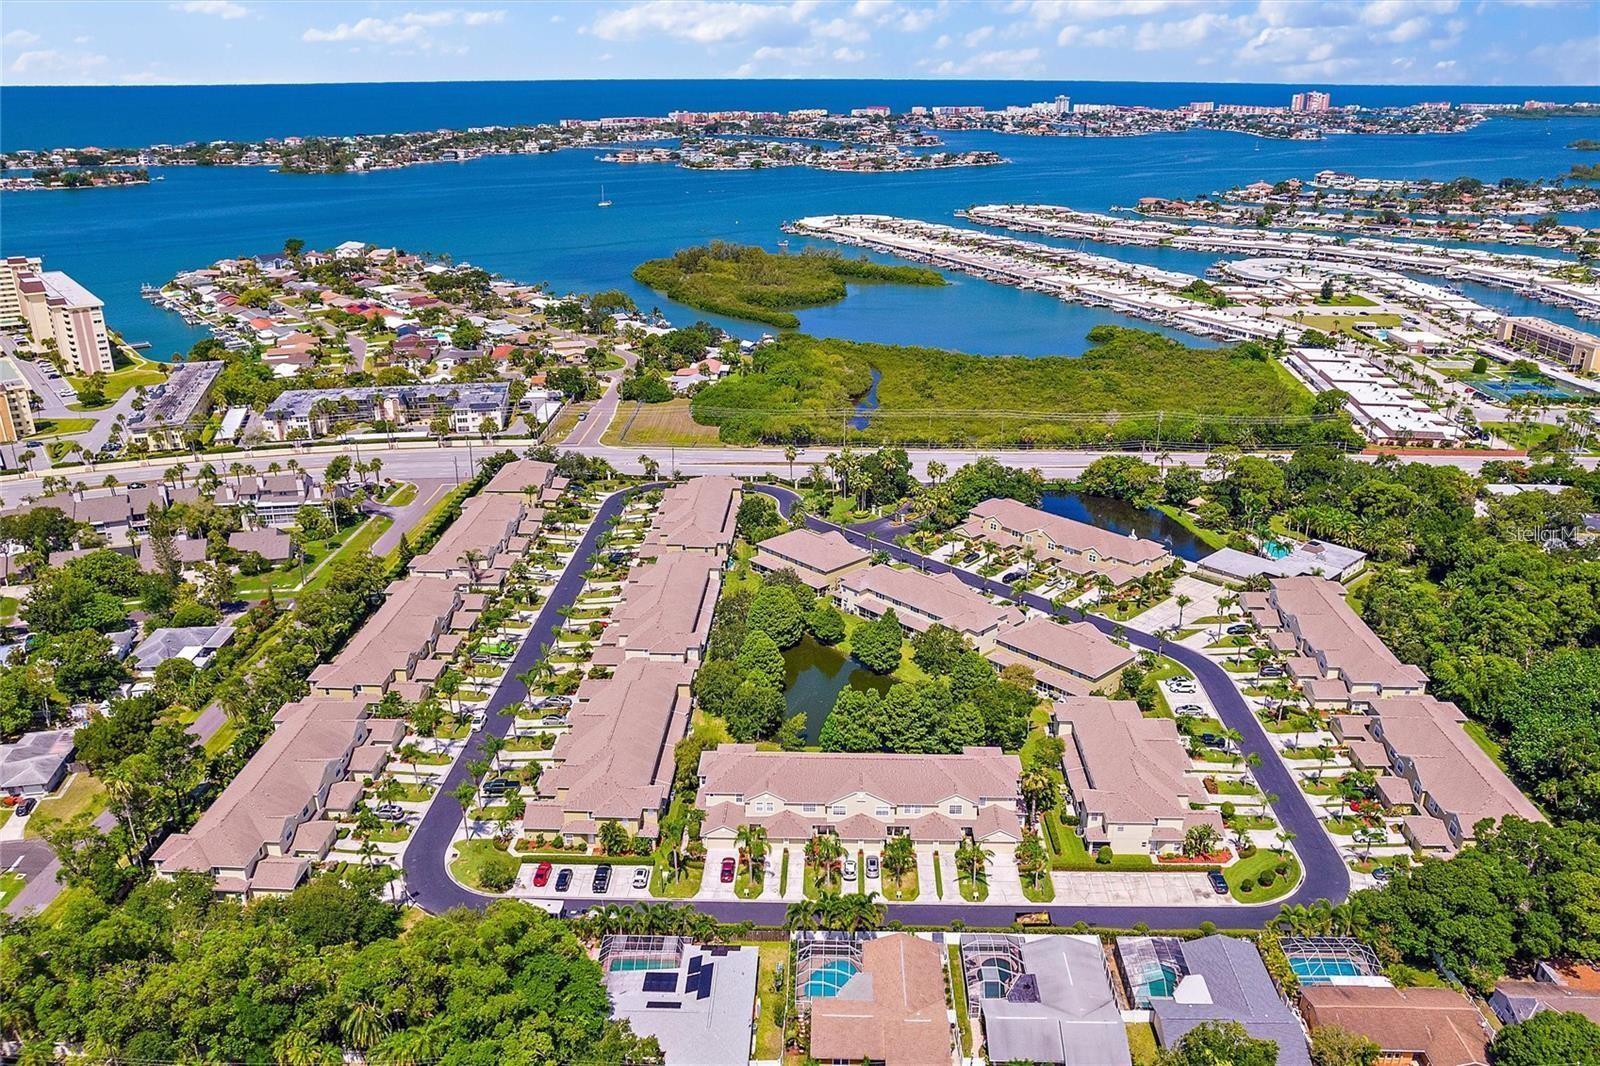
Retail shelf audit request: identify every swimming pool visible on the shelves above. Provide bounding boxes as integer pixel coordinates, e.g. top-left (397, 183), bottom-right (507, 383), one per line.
top-left (1263, 540), bottom-right (1292, 560)
top-left (1290, 957), bottom-right (1365, 982)
top-left (803, 959), bottom-right (861, 998)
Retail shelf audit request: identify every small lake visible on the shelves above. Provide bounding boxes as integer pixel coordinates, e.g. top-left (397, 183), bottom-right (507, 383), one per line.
top-left (783, 634), bottom-right (895, 743)
top-left (849, 368), bottom-right (882, 431)
top-left (1041, 489), bottom-right (1214, 563)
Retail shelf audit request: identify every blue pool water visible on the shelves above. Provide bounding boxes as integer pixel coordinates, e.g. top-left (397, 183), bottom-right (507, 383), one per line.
top-left (2, 80), bottom-right (1594, 360)
top-left (1264, 541), bottom-right (1293, 560)
top-left (803, 959), bottom-right (861, 998)
top-left (1290, 957), bottom-right (1365, 983)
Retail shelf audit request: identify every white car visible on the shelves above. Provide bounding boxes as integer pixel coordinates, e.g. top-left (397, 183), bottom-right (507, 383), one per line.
top-left (842, 858), bottom-right (858, 883)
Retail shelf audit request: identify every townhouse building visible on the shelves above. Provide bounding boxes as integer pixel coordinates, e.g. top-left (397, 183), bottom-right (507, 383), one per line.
top-left (695, 744), bottom-right (1023, 852)
top-left (1053, 697), bottom-right (1223, 857)
top-left (989, 616), bottom-right (1135, 699)
top-left (151, 697), bottom-right (403, 898)
top-left (838, 564), bottom-right (1023, 649)
top-left (750, 527), bottom-right (869, 589)
top-left (308, 576), bottom-right (462, 699)
top-left (259, 382), bottom-right (509, 440)
top-left (961, 497), bottom-right (1173, 585)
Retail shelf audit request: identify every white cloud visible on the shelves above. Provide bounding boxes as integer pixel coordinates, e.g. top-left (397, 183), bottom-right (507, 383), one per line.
top-left (1380, 16), bottom-right (1430, 42)
top-left (303, 10), bottom-right (506, 48)
top-left (933, 32), bottom-right (952, 48)
top-left (170, 0), bottom-right (249, 18)
top-left (3, 29), bottom-right (41, 47)
top-left (832, 45), bottom-right (866, 60)
top-left (8, 48), bottom-right (109, 79)
top-left (593, 1), bottom-right (817, 44)
top-left (930, 46), bottom-right (1042, 75)
top-left (1133, 11), bottom-right (1243, 51)
top-left (964, 25), bottom-right (995, 46)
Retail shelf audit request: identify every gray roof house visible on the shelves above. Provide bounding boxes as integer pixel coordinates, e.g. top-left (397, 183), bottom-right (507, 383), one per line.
top-left (966, 934), bottom-right (1132, 1065)
top-left (0, 729), bottom-right (75, 798)
top-left (131, 625), bottom-right (236, 675)
top-left (1150, 935), bottom-right (1310, 1066)
top-left (602, 937), bottom-right (758, 1066)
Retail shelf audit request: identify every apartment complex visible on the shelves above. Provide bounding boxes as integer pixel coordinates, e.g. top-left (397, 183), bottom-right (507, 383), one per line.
top-left (524, 477), bottom-right (739, 845)
top-left (259, 382), bottom-right (510, 440)
top-left (591, 550), bottom-right (725, 664)
top-left (962, 497), bottom-right (1173, 585)
top-left (125, 360), bottom-right (222, 451)
top-left (1252, 578), bottom-right (1428, 704)
top-left (1332, 696), bottom-right (1541, 852)
top-left (751, 527), bottom-right (869, 588)
top-left (1053, 697), bottom-right (1222, 857)
top-left (1253, 577), bottom-right (1540, 850)
top-left (0, 255), bottom-right (112, 375)
top-left (838, 564), bottom-right (1023, 648)
top-left (990, 616), bottom-right (1135, 699)
top-left (0, 356), bottom-right (37, 443)
top-left (408, 492), bottom-right (526, 587)
top-left (308, 576), bottom-right (462, 699)
top-left (1495, 315), bottom-right (1600, 374)
top-left (639, 475), bottom-right (742, 555)
top-left (151, 697), bottom-right (403, 897)
top-left (524, 658), bottom-right (695, 843)
top-left (696, 744), bottom-right (1023, 850)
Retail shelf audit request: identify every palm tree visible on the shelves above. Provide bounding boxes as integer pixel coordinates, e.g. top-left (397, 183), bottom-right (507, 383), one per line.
top-left (735, 823), bottom-right (769, 885)
top-left (785, 899), bottom-right (819, 931)
top-left (273, 1028), bottom-right (330, 1066)
top-left (1182, 823), bottom-right (1222, 859)
top-left (954, 836), bottom-right (991, 893)
top-left (373, 1027), bottom-right (442, 1066)
top-left (806, 833), bottom-right (845, 892)
top-left (1175, 593), bottom-right (1193, 628)
top-left (784, 444), bottom-right (798, 484)
top-left (1019, 766), bottom-right (1059, 825)
top-left (882, 834), bottom-right (915, 896)
top-left (341, 1001), bottom-right (388, 1051)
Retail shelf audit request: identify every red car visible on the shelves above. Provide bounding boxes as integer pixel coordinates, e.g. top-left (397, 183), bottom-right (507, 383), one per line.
top-left (533, 861), bottom-right (553, 888)
top-left (720, 857), bottom-right (736, 883)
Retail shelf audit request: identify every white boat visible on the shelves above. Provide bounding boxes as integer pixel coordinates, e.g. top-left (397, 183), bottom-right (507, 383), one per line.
top-left (597, 185), bottom-right (612, 208)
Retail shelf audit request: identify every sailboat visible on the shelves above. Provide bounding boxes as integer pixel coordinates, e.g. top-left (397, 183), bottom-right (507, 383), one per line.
top-left (597, 184), bottom-right (613, 208)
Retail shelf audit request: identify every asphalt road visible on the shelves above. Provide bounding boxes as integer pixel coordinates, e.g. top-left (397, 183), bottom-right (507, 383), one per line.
top-left (3, 439), bottom-right (1581, 509)
top-left (400, 481), bottom-right (1346, 927)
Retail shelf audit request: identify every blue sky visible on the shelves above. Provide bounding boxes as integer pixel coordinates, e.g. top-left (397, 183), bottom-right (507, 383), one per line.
top-left (2, 0), bottom-right (1597, 86)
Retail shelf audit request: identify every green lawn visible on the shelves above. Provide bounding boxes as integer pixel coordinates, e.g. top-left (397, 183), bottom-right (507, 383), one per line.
top-left (1462, 720), bottom-right (1509, 773)
top-left (25, 773), bottom-right (107, 839)
top-left (0, 870), bottom-right (26, 908)
top-left (883, 866), bottom-right (919, 902)
top-left (752, 942), bottom-right (789, 1060)
top-left (651, 859), bottom-right (705, 899)
top-left (1049, 822), bottom-right (1159, 872)
top-left (450, 839), bottom-right (518, 892)
top-left (237, 513), bottom-right (393, 596)
top-left (1226, 849), bottom-right (1301, 903)
top-left (0, 596), bottom-right (17, 622)
top-left (68, 352), bottom-right (166, 404)
top-left (1314, 293), bottom-right (1377, 307)
top-left (1020, 871), bottom-right (1055, 903)
top-left (29, 417), bottom-right (97, 438)
top-left (949, 944), bottom-right (974, 1057)
top-left (1127, 1023), bottom-right (1161, 1066)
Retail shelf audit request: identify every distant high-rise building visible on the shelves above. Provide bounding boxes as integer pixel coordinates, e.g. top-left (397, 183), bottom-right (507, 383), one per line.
top-left (0, 255), bottom-right (112, 375)
top-left (1291, 90), bottom-right (1332, 113)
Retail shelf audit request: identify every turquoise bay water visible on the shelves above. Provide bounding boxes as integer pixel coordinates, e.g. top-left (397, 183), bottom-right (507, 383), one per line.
top-left (1, 81), bottom-right (1592, 359)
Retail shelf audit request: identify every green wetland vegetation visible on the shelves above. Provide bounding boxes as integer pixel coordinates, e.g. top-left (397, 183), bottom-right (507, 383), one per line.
top-left (632, 241), bottom-right (945, 328)
top-left (691, 327), bottom-right (1335, 448)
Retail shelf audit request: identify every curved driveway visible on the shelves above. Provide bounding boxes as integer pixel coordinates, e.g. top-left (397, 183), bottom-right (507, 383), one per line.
top-left (406, 481), bottom-right (1347, 928)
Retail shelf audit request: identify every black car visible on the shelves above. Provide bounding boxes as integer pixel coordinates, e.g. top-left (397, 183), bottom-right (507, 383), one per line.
top-left (16, 797), bottom-right (37, 817)
top-left (1225, 623), bottom-right (1252, 636)
top-left (1208, 870), bottom-right (1230, 895)
top-left (555, 869), bottom-right (573, 893)
top-left (481, 778), bottom-right (516, 796)
top-left (592, 864), bottom-right (612, 894)
top-left (1258, 665), bottom-right (1285, 677)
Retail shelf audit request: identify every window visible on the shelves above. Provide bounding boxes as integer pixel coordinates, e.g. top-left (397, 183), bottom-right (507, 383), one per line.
top-left (947, 804), bottom-right (963, 816)
top-left (903, 804), bottom-right (922, 815)
top-left (831, 806), bottom-right (846, 816)
top-left (802, 804), bottom-right (819, 814)
top-left (875, 807), bottom-right (890, 818)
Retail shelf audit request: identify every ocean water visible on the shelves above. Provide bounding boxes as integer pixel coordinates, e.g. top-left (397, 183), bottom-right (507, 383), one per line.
top-left (1, 80), bottom-right (1592, 359)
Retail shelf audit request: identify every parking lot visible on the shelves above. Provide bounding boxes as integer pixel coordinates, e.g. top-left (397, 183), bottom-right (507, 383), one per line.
top-left (514, 859), bottom-right (653, 901)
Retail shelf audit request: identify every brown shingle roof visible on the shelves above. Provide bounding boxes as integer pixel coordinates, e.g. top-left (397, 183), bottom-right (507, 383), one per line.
top-left (1300, 985), bottom-right (1489, 1066)
top-left (809, 934), bottom-right (952, 1066)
